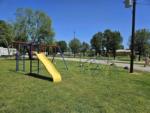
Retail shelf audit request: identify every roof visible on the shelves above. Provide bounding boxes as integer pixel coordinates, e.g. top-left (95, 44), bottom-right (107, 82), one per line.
top-left (116, 49), bottom-right (131, 53)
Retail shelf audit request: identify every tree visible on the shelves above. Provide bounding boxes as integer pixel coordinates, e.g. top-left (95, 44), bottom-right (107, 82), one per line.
top-left (134, 29), bottom-right (150, 61)
top-left (69, 38), bottom-right (81, 57)
top-left (90, 32), bottom-right (103, 55)
top-left (103, 29), bottom-right (112, 56)
top-left (0, 20), bottom-right (14, 55)
top-left (57, 40), bottom-right (67, 53)
top-left (34, 10), bottom-right (55, 43)
top-left (103, 30), bottom-right (123, 59)
top-left (14, 8), bottom-right (55, 59)
top-left (119, 45), bottom-right (124, 49)
top-left (80, 42), bottom-right (89, 56)
top-left (109, 31), bottom-right (123, 60)
top-left (14, 8), bottom-right (55, 43)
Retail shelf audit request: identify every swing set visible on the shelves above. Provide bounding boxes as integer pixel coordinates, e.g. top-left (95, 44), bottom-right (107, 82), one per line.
top-left (13, 41), bottom-right (68, 82)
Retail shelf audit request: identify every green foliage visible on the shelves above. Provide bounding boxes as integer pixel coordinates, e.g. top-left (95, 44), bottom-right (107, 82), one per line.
top-left (109, 31), bottom-right (123, 59)
top-left (103, 30), bottom-right (123, 59)
top-left (103, 29), bottom-right (112, 53)
top-left (57, 40), bottom-right (67, 53)
top-left (69, 38), bottom-right (81, 57)
top-left (14, 8), bottom-right (55, 43)
top-left (91, 30), bottom-right (123, 58)
top-left (90, 32), bottom-right (103, 55)
top-left (134, 29), bottom-right (150, 61)
top-left (119, 45), bottom-right (124, 49)
top-left (80, 42), bottom-right (90, 56)
top-left (0, 20), bottom-right (14, 47)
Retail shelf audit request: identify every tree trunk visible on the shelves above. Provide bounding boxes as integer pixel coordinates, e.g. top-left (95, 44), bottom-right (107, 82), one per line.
top-left (138, 55), bottom-right (141, 61)
top-left (83, 52), bottom-right (85, 57)
top-left (74, 51), bottom-right (75, 58)
top-left (99, 50), bottom-right (101, 56)
top-left (113, 50), bottom-right (116, 60)
top-left (95, 49), bottom-right (98, 56)
top-left (138, 51), bottom-right (141, 61)
top-left (7, 45), bottom-right (10, 56)
top-left (113, 55), bottom-right (116, 60)
top-left (106, 48), bottom-right (109, 57)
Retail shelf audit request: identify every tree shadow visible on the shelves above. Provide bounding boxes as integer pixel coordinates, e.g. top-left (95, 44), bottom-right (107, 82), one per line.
top-left (26, 73), bottom-right (53, 82)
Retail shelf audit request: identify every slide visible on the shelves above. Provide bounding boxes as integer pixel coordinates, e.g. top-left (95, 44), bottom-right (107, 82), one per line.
top-left (35, 52), bottom-right (62, 83)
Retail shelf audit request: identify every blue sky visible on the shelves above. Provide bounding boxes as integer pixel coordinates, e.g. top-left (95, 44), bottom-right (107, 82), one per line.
top-left (0, 0), bottom-right (150, 48)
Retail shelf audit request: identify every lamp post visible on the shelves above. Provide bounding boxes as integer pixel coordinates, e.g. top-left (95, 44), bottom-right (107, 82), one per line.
top-left (124, 0), bottom-right (136, 73)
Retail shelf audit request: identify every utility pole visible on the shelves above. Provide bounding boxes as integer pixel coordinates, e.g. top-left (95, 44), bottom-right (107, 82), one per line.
top-left (74, 31), bottom-right (76, 40)
top-left (73, 31), bottom-right (76, 58)
top-left (124, 0), bottom-right (136, 73)
top-left (130, 0), bottom-right (136, 73)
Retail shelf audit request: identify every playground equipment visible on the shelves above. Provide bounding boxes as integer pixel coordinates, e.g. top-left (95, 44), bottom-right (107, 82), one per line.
top-left (13, 41), bottom-right (68, 83)
top-left (35, 52), bottom-right (61, 82)
top-left (78, 52), bottom-right (117, 75)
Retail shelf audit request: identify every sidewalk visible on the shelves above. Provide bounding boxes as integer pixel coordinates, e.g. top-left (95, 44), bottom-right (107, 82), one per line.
top-left (55, 57), bottom-right (150, 72)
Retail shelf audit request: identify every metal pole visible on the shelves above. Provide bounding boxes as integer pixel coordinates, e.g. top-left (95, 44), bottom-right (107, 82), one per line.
top-left (23, 45), bottom-right (25, 72)
top-left (58, 46), bottom-right (68, 70)
top-left (130, 0), bottom-right (136, 73)
top-left (52, 47), bottom-right (56, 63)
top-left (37, 44), bottom-right (40, 74)
top-left (74, 31), bottom-right (76, 58)
top-left (30, 44), bottom-right (32, 74)
top-left (16, 51), bottom-right (19, 71)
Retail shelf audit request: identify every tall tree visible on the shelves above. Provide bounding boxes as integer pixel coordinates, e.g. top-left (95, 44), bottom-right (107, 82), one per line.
top-left (80, 42), bottom-right (89, 56)
top-left (134, 29), bottom-right (150, 61)
top-left (103, 30), bottom-right (123, 59)
top-left (34, 10), bottom-right (55, 43)
top-left (0, 20), bottom-right (14, 55)
top-left (103, 29), bottom-right (112, 56)
top-left (57, 40), bottom-right (67, 53)
top-left (69, 38), bottom-right (81, 58)
top-left (109, 31), bottom-right (123, 60)
top-left (14, 8), bottom-right (55, 43)
top-left (14, 8), bottom-right (55, 59)
top-left (90, 32), bottom-right (103, 55)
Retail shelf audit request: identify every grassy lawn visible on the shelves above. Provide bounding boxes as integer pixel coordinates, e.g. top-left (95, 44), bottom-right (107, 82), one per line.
top-left (0, 59), bottom-right (150, 113)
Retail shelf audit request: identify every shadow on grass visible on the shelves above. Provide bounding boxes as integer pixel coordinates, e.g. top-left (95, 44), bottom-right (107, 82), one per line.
top-left (85, 66), bottom-right (128, 76)
top-left (9, 69), bottom-right (17, 73)
top-left (26, 73), bottom-right (53, 82)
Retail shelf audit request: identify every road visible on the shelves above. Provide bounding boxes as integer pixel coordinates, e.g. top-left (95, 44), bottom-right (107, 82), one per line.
top-left (54, 57), bottom-right (150, 73)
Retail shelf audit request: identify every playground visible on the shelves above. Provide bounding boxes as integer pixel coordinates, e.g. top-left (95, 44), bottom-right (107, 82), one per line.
top-left (0, 0), bottom-right (150, 113)
top-left (0, 59), bottom-right (150, 113)
top-left (0, 39), bottom-right (150, 113)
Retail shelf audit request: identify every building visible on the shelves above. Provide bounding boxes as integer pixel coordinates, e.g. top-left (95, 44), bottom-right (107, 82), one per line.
top-left (116, 49), bottom-right (131, 56)
top-left (0, 47), bottom-right (16, 56)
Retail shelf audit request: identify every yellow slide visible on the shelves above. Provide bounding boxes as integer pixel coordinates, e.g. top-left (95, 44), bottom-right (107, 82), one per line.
top-left (35, 52), bottom-right (62, 83)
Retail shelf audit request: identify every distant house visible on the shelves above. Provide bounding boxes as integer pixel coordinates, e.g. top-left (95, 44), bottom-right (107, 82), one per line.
top-left (116, 49), bottom-right (131, 56)
top-left (0, 47), bottom-right (16, 56)
top-left (116, 49), bottom-right (131, 53)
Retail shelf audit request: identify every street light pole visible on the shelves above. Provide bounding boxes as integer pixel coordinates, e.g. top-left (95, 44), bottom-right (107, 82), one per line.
top-left (130, 0), bottom-right (136, 73)
top-left (74, 31), bottom-right (76, 40)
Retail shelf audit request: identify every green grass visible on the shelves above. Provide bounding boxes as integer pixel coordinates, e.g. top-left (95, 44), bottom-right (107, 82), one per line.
top-left (0, 59), bottom-right (150, 113)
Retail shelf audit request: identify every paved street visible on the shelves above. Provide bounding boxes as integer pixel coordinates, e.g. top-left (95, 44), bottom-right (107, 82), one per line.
top-left (55, 57), bottom-right (150, 72)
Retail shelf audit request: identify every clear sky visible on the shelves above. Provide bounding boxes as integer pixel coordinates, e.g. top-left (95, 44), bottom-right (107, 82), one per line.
top-left (0, 0), bottom-right (150, 48)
